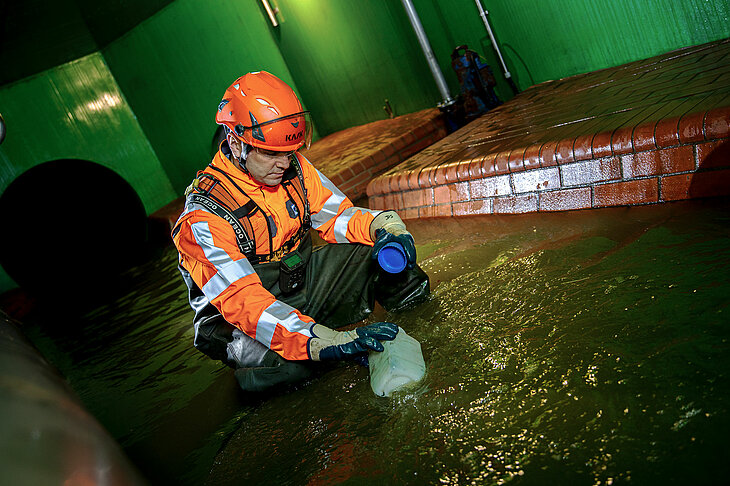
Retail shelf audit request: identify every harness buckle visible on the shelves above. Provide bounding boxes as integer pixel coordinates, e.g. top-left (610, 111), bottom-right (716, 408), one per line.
top-left (184, 178), bottom-right (200, 197)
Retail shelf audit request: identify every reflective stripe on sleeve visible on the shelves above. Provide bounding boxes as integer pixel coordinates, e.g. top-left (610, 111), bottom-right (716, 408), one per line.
top-left (333, 207), bottom-right (382, 243)
top-left (176, 198), bottom-right (210, 224)
top-left (256, 300), bottom-right (314, 348)
top-left (191, 221), bottom-right (256, 300)
top-left (310, 169), bottom-right (347, 230)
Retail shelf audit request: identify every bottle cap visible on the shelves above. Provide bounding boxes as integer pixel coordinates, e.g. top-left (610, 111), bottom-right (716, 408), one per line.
top-left (378, 242), bottom-right (407, 273)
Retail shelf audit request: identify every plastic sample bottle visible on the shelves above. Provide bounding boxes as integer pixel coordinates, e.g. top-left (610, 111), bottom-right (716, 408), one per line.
top-left (369, 327), bottom-right (426, 397)
top-left (377, 242), bottom-right (407, 273)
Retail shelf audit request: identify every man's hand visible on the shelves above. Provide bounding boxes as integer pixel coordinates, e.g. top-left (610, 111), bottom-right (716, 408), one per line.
top-left (309, 322), bottom-right (399, 361)
top-left (370, 211), bottom-right (417, 269)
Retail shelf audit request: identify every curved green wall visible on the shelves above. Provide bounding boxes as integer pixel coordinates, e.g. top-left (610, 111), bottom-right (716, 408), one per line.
top-left (0, 53), bottom-right (175, 214)
top-left (0, 53), bottom-right (176, 292)
top-left (102, 0), bottom-right (303, 194)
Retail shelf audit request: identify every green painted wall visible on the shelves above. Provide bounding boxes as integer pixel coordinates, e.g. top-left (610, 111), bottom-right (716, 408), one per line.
top-left (102, 0), bottom-right (302, 195)
top-left (0, 53), bottom-right (176, 292)
top-left (271, 0), bottom-right (445, 136)
top-left (472, 0), bottom-right (730, 89)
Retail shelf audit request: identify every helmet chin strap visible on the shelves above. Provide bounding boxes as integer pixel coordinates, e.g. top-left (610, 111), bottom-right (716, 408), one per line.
top-left (239, 143), bottom-right (252, 171)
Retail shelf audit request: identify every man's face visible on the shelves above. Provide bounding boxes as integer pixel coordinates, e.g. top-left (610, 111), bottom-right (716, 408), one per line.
top-left (246, 147), bottom-right (293, 186)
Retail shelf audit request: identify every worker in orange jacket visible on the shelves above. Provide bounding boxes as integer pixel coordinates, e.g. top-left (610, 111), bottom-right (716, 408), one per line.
top-left (173, 71), bottom-right (429, 392)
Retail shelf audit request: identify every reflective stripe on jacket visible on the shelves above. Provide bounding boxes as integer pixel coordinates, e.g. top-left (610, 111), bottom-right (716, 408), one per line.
top-left (173, 148), bottom-right (381, 360)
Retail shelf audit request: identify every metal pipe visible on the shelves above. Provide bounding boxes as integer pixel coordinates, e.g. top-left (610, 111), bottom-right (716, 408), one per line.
top-left (261, 0), bottom-right (279, 27)
top-left (0, 314), bottom-right (146, 484)
top-left (400, 0), bottom-right (454, 106)
top-left (474, 0), bottom-right (511, 80)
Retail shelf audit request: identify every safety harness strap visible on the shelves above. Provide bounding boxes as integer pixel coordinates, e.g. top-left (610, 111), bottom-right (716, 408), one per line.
top-left (188, 193), bottom-right (257, 260)
top-left (233, 200), bottom-right (257, 219)
top-left (288, 158), bottom-right (312, 231)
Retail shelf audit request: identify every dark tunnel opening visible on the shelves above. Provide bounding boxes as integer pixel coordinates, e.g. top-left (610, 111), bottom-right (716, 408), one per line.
top-left (0, 159), bottom-right (149, 304)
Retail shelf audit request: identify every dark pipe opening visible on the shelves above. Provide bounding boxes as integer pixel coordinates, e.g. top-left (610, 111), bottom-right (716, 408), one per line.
top-left (0, 160), bottom-right (148, 304)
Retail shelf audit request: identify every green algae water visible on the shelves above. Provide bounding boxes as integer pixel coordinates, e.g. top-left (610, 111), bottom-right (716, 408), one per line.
top-left (22, 200), bottom-right (730, 485)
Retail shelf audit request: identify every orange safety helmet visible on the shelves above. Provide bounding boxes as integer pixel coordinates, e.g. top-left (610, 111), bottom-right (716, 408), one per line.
top-left (215, 71), bottom-right (313, 152)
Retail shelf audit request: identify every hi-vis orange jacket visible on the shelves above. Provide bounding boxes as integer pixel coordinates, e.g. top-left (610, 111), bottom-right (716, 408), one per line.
top-left (173, 147), bottom-right (381, 361)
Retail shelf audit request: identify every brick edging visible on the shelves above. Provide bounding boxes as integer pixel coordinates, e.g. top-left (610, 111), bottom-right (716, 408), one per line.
top-left (367, 106), bottom-right (730, 219)
top-left (327, 114), bottom-right (448, 201)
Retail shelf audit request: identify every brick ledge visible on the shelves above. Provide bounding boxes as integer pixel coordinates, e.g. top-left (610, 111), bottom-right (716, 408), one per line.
top-left (368, 107), bottom-right (730, 219)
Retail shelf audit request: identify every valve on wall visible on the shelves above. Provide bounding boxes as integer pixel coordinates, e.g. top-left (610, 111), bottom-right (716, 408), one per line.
top-left (0, 113), bottom-right (5, 145)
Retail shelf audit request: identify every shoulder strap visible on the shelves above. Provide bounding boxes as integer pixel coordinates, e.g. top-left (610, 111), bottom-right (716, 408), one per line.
top-left (178, 169), bottom-right (260, 262)
top-left (289, 155), bottom-right (311, 229)
top-left (187, 192), bottom-right (257, 259)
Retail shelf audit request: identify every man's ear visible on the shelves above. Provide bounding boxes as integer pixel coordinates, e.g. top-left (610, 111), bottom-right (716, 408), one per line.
top-left (227, 133), bottom-right (242, 158)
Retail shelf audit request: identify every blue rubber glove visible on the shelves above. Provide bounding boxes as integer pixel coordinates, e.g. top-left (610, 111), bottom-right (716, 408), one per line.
top-left (370, 211), bottom-right (417, 269)
top-left (309, 322), bottom-right (399, 361)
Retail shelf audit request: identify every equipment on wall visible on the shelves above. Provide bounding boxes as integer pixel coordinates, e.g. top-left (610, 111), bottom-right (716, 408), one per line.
top-left (260, 0), bottom-right (279, 26)
top-left (451, 45), bottom-right (502, 120)
top-left (438, 45), bottom-right (502, 131)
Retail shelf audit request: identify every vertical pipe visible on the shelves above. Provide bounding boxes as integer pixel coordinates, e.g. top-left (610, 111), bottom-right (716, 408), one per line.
top-left (261, 0), bottom-right (279, 27)
top-left (474, 0), bottom-right (520, 93)
top-left (400, 0), bottom-right (454, 106)
top-left (473, 0), bottom-right (511, 80)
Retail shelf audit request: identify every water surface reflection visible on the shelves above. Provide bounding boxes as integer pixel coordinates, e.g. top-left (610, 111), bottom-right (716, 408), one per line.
top-left (24, 201), bottom-right (730, 485)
